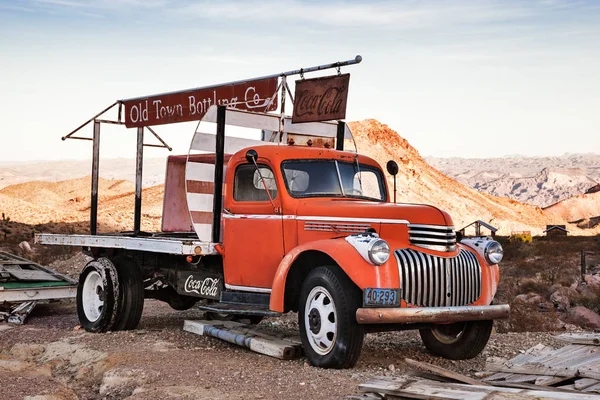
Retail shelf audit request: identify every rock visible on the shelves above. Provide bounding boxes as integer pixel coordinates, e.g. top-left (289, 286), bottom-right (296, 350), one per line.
top-left (561, 306), bottom-right (600, 330)
top-left (100, 368), bottom-right (147, 396)
top-left (18, 241), bottom-right (32, 254)
top-left (550, 287), bottom-right (578, 311)
top-left (11, 343), bottom-right (46, 361)
top-left (583, 274), bottom-right (600, 288)
top-left (388, 364), bottom-right (396, 372)
top-left (539, 301), bottom-right (554, 312)
top-left (516, 293), bottom-right (542, 305)
top-left (0, 359), bottom-right (34, 372)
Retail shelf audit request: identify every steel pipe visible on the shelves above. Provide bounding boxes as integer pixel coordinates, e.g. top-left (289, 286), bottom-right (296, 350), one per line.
top-left (356, 304), bottom-right (510, 324)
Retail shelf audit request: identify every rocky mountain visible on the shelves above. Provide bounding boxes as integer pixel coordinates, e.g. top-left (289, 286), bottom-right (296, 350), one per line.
top-left (427, 155), bottom-right (600, 208)
top-left (544, 191), bottom-right (600, 228)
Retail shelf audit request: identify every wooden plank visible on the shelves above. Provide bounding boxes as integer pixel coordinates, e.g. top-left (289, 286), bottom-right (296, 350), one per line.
top-left (404, 358), bottom-right (490, 386)
top-left (490, 381), bottom-right (581, 393)
top-left (576, 379), bottom-right (600, 390)
top-left (536, 375), bottom-right (576, 386)
top-left (583, 383), bottom-right (600, 393)
top-left (183, 320), bottom-right (302, 360)
top-left (485, 363), bottom-right (575, 377)
top-left (504, 375), bottom-right (541, 384)
top-left (8, 270), bottom-right (61, 282)
top-left (484, 372), bottom-right (515, 382)
top-left (555, 334), bottom-right (600, 346)
top-left (359, 377), bottom-right (600, 400)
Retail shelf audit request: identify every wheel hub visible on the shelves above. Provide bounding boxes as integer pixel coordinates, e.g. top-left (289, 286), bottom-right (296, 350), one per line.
top-left (308, 308), bottom-right (321, 334)
top-left (304, 286), bottom-right (338, 356)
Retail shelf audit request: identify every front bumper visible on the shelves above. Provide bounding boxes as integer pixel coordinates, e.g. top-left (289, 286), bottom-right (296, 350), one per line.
top-left (355, 304), bottom-right (510, 324)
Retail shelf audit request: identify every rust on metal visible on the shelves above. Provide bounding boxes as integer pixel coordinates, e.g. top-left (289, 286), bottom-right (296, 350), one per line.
top-left (122, 77), bottom-right (279, 128)
top-left (292, 73), bottom-right (350, 123)
top-left (355, 304), bottom-right (510, 324)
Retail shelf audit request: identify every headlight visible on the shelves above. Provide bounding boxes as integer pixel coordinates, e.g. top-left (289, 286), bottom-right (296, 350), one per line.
top-left (368, 239), bottom-right (390, 265)
top-left (484, 241), bottom-right (503, 264)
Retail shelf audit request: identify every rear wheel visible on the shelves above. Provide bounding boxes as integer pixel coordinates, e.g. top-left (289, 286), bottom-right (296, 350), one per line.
top-left (77, 259), bottom-right (119, 332)
top-left (298, 266), bottom-right (364, 369)
top-left (419, 320), bottom-right (493, 360)
top-left (111, 256), bottom-right (144, 331)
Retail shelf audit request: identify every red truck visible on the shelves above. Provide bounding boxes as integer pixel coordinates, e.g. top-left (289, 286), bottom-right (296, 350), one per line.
top-left (37, 58), bottom-right (509, 368)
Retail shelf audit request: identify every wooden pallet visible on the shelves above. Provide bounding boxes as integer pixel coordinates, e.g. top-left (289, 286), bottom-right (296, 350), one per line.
top-left (184, 319), bottom-right (303, 360)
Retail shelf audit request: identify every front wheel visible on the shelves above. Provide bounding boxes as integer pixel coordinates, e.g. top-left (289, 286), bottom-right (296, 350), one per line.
top-left (419, 320), bottom-right (493, 360)
top-left (298, 266), bottom-right (364, 369)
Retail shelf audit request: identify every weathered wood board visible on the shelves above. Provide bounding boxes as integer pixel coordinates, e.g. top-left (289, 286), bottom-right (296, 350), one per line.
top-left (183, 319), bottom-right (303, 360)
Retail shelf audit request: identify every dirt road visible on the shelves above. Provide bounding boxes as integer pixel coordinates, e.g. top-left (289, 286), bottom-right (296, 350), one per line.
top-left (0, 300), bottom-right (570, 400)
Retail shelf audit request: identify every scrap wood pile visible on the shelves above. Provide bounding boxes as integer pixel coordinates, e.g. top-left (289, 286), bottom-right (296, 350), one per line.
top-left (354, 333), bottom-right (600, 400)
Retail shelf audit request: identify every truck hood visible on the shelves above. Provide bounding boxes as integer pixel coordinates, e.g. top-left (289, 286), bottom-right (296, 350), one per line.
top-left (294, 199), bottom-right (453, 227)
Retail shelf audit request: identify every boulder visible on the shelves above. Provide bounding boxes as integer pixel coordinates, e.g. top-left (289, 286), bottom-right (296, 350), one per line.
top-left (18, 241), bottom-right (32, 254)
top-left (550, 287), bottom-right (578, 311)
top-left (561, 306), bottom-right (600, 330)
top-left (583, 273), bottom-right (600, 288)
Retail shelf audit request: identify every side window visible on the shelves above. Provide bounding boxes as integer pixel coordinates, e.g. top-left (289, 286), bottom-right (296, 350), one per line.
top-left (234, 164), bottom-right (277, 202)
top-left (354, 170), bottom-right (384, 200)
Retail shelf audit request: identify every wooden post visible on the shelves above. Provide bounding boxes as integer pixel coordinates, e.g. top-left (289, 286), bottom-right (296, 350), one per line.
top-left (90, 121), bottom-right (100, 235)
top-left (133, 127), bottom-right (144, 235)
top-left (581, 250), bottom-right (586, 279)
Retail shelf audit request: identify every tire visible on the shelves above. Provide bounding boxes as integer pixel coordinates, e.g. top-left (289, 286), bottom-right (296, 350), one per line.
top-left (298, 266), bottom-right (364, 369)
top-left (77, 258), bottom-right (119, 333)
top-left (419, 320), bottom-right (493, 360)
top-left (111, 256), bottom-right (144, 331)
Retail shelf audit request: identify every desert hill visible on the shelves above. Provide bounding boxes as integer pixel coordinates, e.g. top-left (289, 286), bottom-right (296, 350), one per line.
top-left (543, 191), bottom-right (600, 227)
top-left (349, 120), bottom-right (568, 235)
top-left (0, 177), bottom-right (163, 236)
top-left (428, 155), bottom-right (600, 208)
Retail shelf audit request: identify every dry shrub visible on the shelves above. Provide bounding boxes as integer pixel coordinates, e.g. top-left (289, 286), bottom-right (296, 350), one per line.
top-left (495, 301), bottom-right (562, 333)
top-left (572, 285), bottom-right (600, 314)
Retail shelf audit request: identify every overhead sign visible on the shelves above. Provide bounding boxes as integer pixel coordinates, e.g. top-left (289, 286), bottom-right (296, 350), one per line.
top-left (292, 73), bottom-right (350, 123)
top-left (123, 77), bottom-right (279, 128)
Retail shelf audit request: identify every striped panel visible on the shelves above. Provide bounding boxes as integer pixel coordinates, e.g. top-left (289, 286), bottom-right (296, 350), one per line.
top-left (190, 132), bottom-right (276, 154)
top-left (186, 161), bottom-right (215, 182)
top-left (190, 211), bottom-right (213, 224)
top-left (203, 106), bottom-right (280, 131)
top-left (186, 180), bottom-right (214, 195)
top-left (193, 223), bottom-right (212, 241)
top-left (395, 248), bottom-right (482, 307)
top-left (187, 193), bottom-right (214, 213)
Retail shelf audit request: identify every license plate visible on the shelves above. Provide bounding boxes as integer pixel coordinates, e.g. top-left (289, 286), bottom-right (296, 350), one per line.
top-left (363, 288), bottom-right (400, 307)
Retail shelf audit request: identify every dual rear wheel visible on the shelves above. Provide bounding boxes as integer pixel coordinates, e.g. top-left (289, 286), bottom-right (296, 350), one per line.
top-left (77, 257), bottom-right (144, 332)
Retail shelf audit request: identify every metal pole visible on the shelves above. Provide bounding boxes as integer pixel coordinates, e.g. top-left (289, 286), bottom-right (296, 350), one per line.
top-left (121, 56), bottom-right (363, 103)
top-left (63, 102), bottom-right (118, 140)
top-left (336, 121), bottom-right (345, 151)
top-left (90, 121), bottom-right (100, 235)
top-left (212, 106), bottom-right (226, 243)
top-left (133, 127), bottom-right (144, 235)
top-left (279, 76), bottom-right (287, 141)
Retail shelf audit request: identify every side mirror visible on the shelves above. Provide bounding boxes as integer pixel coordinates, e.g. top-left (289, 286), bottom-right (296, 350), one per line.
top-left (245, 149), bottom-right (258, 163)
top-left (386, 160), bottom-right (399, 176)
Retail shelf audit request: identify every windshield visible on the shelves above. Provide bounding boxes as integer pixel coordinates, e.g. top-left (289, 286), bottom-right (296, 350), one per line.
top-left (281, 160), bottom-right (386, 201)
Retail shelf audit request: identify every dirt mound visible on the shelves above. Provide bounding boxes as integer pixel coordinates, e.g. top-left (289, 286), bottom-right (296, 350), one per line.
top-left (544, 191), bottom-right (600, 223)
top-left (349, 119), bottom-right (588, 235)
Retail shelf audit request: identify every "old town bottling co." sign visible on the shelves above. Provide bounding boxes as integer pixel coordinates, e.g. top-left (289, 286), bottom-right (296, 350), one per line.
top-left (292, 73), bottom-right (350, 123)
top-left (123, 77), bottom-right (279, 128)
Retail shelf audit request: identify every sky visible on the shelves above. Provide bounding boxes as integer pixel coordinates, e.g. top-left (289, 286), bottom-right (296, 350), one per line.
top-left (0, 0), bottom-right (599, 162)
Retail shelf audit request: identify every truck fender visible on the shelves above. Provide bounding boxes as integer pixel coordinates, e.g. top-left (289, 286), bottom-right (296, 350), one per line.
top-left (269, 238), bottom-right (399, 312)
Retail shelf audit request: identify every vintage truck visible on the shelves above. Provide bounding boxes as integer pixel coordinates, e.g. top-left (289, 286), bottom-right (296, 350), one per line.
top-left (36, 58), bottom-right (509, 368)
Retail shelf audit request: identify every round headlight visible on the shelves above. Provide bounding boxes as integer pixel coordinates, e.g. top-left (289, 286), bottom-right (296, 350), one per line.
top-left (368, 239), bottom-right (390, 265)
top-left (484, 241), bottom-right (503, 264)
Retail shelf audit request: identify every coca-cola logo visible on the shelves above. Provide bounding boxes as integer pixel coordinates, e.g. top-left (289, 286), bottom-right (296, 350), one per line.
top-left (184, 275), bottom-right (220, 298)
top-left (292, 74), bottom-right (350, 123)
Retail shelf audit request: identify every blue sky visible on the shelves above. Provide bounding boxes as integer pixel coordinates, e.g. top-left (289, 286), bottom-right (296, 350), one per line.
top-left (0, 0), bottom-right (599, 161)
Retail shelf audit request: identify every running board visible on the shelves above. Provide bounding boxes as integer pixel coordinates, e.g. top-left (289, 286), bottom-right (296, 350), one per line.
top-left (198, 303), bottom-right (281, 317)
top-left (183, 319), bottom-right (302, 360)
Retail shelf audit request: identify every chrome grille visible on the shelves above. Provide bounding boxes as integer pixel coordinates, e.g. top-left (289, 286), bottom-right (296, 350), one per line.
top-left (395, 248), bottom-right (482, 307)
top-left (408, 224), bottom-right (456, 252)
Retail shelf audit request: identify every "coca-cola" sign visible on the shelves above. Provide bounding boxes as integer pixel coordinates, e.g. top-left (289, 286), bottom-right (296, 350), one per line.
top-left (292, 74), bottom-right (350, 123)
top-left (176, 271), bottom-right (222, 300)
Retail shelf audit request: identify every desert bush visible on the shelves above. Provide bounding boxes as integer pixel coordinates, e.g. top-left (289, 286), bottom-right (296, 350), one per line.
top-left (572, 285), bottom-right (600, 314)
